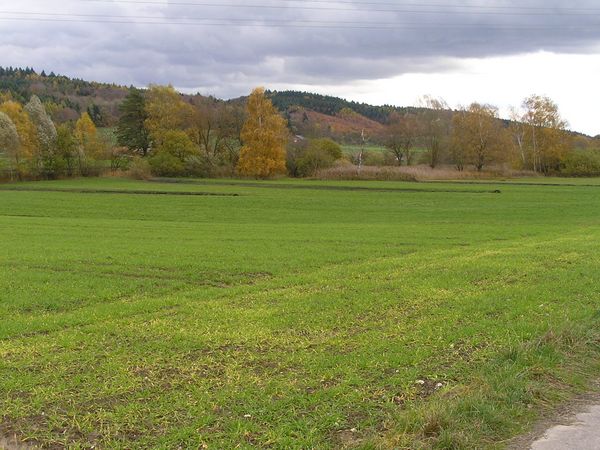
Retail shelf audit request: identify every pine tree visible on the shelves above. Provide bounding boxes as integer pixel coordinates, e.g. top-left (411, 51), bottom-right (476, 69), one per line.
top-left (237, 87), bottom-right (288, 178)
top-left (116, 87), bottom-right (150, 156)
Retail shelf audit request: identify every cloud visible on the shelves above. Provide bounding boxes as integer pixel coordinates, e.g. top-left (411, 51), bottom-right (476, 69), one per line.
top-left (2, 0), bottom-right (599, 92)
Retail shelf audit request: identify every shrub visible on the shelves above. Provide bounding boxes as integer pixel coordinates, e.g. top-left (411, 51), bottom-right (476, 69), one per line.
top-left (561, 150), bottom-right (600, 177)
top-left (148, 130), bottom-right (198, 177)
top-left (289, 138), bottom-right (343, 177)
top-left (128, 156), bottom-right (152, 180)
top-left (149, 151), bottom-right (185, 177)
top-left (297, 146), bottom-right (336, 177)
top-left (184, 154), bottom-right (213, 178)
top-left (311, 138), bottom-right (343, 160)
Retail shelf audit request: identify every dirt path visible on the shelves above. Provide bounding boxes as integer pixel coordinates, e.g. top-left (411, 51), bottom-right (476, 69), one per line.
top-left (530, 405), bottom-right (600, 449)
top-left (509, 381), bottom-right (600, 449)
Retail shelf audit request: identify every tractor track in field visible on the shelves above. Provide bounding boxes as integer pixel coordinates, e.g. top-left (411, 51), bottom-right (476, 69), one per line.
top-left (152, 178), bottom-right (502, 194)
top-left (0, 187), bottom-right (239, 196)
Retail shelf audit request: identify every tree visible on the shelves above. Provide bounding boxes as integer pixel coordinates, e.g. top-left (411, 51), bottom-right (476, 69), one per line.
top-left (56, 124), bottom-right (77, 176)
top-left (508, 107), bottom-right (527, 168)
top-left (0, 100), bottom-right (38, 176)
top-left (385, 112), bottom-right (420, 166)
top-left (117, 87), bottom-right (150, 156)
top-left (0, 112), bottom-right (21, 179)
top-left (237, 87), bottom-right (288, 178)
top-left (144, 85), bottom-right (195, 146)
top-left (148, 130), bottom-right (198, 176)
top-left (25, 95), bottom-right (57, 177)
top-left (451, 103), bottom-right (508, 171)
top-left (520, 95), bottom-right (569, 174)
top-left (417, 96), bottom-right (449, 169)
top-left (24, 95), bottom-right (56, 149)
top-left (74, 112), bottom-right (99, 175)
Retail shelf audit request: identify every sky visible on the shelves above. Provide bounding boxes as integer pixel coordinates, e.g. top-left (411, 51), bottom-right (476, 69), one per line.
top-left (2, 0), bottom-right (600, 135)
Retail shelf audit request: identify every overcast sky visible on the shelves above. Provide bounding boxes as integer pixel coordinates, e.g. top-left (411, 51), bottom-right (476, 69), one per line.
top-left (2, 0), bottom-right (600, 135)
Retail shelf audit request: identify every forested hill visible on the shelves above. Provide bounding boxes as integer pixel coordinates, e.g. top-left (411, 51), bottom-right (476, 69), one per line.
top-left (0, 67), bottom-right (425, 130)
top-left (267, 90), bottom-right (423, 124)
top-left (0, 67), bottom-right (128, 127)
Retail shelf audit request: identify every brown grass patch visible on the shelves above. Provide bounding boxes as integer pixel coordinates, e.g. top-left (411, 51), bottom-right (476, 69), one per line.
top-left (317, 164), bottom-right (538, 182)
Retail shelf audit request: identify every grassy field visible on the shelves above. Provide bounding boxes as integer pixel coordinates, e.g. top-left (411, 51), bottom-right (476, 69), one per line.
top-left (2, 177), bottom-right (600, 449)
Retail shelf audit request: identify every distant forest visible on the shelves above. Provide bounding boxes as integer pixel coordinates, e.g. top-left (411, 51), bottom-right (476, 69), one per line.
top-left (0, 67), bottom-right (425, 130)
top-left (0, 67), bottom-right (128, 127)
top-left (266, 90), bottom-right (424, 124)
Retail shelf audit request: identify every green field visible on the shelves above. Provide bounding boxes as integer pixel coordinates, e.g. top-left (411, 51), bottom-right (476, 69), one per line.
top-left (2, 177), bottom-right (600, 449)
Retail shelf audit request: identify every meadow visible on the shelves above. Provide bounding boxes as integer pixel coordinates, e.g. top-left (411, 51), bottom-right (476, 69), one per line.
top-left (2, 177), bottom-right (600, 449)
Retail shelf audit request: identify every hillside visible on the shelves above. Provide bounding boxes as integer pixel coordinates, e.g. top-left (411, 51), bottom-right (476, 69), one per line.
top-left (0, 68), bottom-right (402, 143)
top-left (267, 90), bottom-right (424, 124)
top-left (286, 106), bottom-right (385, 144)
top-left (0, 67), bottom-right (128, 127)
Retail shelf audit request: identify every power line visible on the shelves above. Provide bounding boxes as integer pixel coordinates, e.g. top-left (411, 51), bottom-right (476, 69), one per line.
top-left (76, 0), bottom-right (600, 16)
top-left (0, 11), bottom-right (592, 28)
top-left (251, 0), bottom-right (600, 11)
top-left (0, 14), bottom-right (597, 30)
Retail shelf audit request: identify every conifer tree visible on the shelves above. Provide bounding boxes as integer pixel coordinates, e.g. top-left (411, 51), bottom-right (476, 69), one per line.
top-left (116, 87), bottom-right (150, 156)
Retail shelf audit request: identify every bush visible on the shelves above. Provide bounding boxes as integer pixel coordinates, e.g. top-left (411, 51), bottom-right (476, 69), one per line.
top-left (561, 150), bottom-right (600, 177)
top-left (128, 156), bottom-right (152, 180)
top-left (184, 154), bottom-right (213, 178)
top-left (148, 130), bottom-right (198, 177)
top-left (311, 138), bottom-right (343, 160)
top-left (149, 151), bottom-right (185, 177)
top-left (297, 146), bottom-right (336, 177)
top-left (288, 138), bottom-right (343, 177)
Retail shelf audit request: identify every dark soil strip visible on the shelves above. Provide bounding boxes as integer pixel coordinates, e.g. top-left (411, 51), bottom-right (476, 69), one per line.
top-left (0, 187), bottom-right (239, 197)
top-left (152, 178), bottom-right (502, 194)
top-left (430, 180), bottom-right (600, 188)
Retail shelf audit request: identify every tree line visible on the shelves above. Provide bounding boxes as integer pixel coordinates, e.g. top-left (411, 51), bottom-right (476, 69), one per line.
top-left (0, 93), bottom-right (119, 180)
top-left (1, 83), bottom-right (598, 181)
top-left (381, 95), bottom-right (599, 176)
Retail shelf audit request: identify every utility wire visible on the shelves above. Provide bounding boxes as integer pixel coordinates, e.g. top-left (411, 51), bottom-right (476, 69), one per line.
top-left (0, 15), bottom-right (597, 30)
top-left (75, 0), bottom-right (600, 16)
top-left (0, 10), bottom-right (593, 28)
top-left (243, 0), bottom-right (600, 11)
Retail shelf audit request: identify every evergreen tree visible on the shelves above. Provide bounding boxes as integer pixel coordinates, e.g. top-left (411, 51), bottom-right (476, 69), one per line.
top-left (116, 87), bottom-right (150, 156)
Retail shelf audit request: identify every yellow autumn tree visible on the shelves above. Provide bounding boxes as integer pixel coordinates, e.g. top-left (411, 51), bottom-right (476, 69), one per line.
top-left (0, 100), bottom-right (38, 176)
top-left (237, 87), bottom-right (287, 178)
top-left (144, 85), bottom-right (195, 146)
top-left (74, 112), bottom-right (100, 174)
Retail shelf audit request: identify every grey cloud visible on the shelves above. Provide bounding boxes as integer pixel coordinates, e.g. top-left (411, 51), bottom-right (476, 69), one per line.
top-left (1, 0), bottom-right (600, 97)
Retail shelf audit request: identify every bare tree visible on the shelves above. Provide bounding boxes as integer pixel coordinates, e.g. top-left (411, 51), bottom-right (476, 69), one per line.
top-left (385, 112), bottom-right (420, 166)
top-left (417, 95), bottom-right (449, 169)
top-left (451, 103), bottom-right (509, 172)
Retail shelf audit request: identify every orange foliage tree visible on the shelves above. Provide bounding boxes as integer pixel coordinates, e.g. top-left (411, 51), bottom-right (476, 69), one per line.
top-left (237, 87), bottom-right (288, 178)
